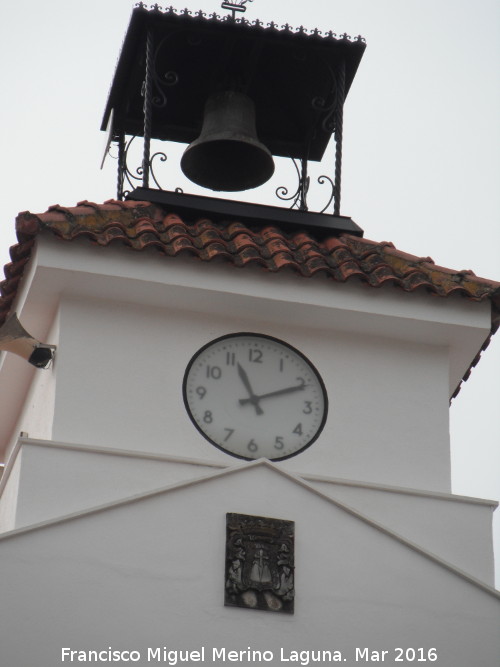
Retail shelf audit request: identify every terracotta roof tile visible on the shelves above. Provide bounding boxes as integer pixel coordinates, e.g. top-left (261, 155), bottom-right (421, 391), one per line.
top-left (2, 199), bottom-right (499, 398)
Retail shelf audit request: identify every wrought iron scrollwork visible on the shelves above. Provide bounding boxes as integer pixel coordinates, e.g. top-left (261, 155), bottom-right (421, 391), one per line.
top-left (149, 151), bottom-right (168, 189)
top-left (275, 160), bottom-right (335, 215)
top-left (150, 70), bottom-right (179, 109)
top-left (310, 57), bottom-right (346, 215)
top-left (311, 63), bottom-right (338, 134)
top-left (112, 135), bottom-right (168, 199)
top-left (123, 136), bottom-right (144, 196)
top-left (150, 32), bottom-right (180, 109)
top-left (141, 28), bottom-right (181, 188)
top-left (317, 175), bottom-right (335, 213)
top-left (276, 158), bottom-right (309, 211)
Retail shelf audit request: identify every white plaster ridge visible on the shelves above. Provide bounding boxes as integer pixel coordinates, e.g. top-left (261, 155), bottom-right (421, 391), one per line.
top-left (0, 456), bottom-right (498, 600)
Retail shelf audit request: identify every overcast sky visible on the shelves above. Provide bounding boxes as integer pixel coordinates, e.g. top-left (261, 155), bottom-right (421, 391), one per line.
top-left (1, 0), bottom-right (499, 585)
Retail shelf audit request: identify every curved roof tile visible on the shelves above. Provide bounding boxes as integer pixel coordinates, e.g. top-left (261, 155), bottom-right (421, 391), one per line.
top-left (2, 199), bottom-right (499, 398)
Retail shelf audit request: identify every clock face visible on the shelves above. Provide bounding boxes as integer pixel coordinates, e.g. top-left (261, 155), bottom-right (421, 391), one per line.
top-left (183, 333), bottom-right (328, 461)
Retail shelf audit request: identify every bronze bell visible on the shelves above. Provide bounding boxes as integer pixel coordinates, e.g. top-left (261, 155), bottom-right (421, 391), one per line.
top-left (181, 91), bottom-right (275, 192)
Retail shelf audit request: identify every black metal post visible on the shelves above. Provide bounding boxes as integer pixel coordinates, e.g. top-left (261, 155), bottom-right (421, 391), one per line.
top-left (299, 159), bottom-right (309, 211)
top-left (117, 132), bottom-right (125, 200)
top-left (333, 59), bottom-right (345, 216)
top-left (142, 29), bottom-right (154, 189)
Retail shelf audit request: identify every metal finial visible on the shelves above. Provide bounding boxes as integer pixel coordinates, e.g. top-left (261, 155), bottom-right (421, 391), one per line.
top-left (221, 1), bottom-right (253, 21)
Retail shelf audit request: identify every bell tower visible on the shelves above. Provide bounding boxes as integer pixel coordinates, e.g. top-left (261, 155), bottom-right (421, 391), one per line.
top-left (101, 2), bottom-right (365, 226)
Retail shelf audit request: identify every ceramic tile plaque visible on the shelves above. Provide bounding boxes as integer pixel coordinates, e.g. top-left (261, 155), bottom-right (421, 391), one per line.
top-left (225, 513), bottom-right (294, 614)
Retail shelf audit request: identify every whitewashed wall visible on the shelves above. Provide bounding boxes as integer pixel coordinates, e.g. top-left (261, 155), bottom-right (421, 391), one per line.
top-left (1, 464), bottom-right (499, 667)
top-left (48, 292), bottom-right (451, 491)
top-left (2, 238), bottom-right (491, 495)
top-left (1, 238), bottom-right (497, 658)
top-left (0, 447), bottom-right (21, 532)
top-left (2, 438), bottom-right (496, 585)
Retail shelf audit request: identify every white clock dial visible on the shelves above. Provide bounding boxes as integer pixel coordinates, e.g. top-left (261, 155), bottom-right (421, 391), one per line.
top-left (183, 333), bottom-right (328, 461)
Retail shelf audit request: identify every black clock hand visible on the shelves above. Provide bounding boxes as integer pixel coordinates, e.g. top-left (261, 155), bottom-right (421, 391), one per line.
top-left (237, 363), bottom-right (264, 415)
top-left (239, 383), bottom-right (306, 406)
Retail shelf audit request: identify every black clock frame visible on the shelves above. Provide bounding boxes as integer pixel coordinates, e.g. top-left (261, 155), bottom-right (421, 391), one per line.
top-left (182, 332), bottom-right (329, 461)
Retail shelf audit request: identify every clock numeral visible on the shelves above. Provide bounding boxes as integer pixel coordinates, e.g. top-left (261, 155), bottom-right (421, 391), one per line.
top-left (185, 336), bottom-right (326, 460)
top-left (247, 439), bottom-right (258, 453)
top-left (248, 348), bottom-right (263, 363)
top-left (206, 365), bottom-right (222, 379)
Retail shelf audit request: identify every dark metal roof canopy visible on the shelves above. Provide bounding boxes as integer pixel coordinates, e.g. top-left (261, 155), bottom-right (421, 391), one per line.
top-left (102, 4), bottom-right (366, 235)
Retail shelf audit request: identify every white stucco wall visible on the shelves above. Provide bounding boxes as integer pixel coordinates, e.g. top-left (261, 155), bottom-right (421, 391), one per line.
top-left (1, 464), bottom-right (498, 667)
top-left (0, 447), bottom-right (21, 532)
top-left (308, 475), bottom-right (496, 585)
top-left (2, 239), bottom-right (492, 495)
top-left (3, 438), bottom-right (495, 585)
top-left (11, 439), bottom-right (224, 528)
top-left (1, 238), bottom-right (497, 659)
top-left (9, 314), bottom-right (58, 444)
top-left (48, 293), bottom-right (452, 492)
